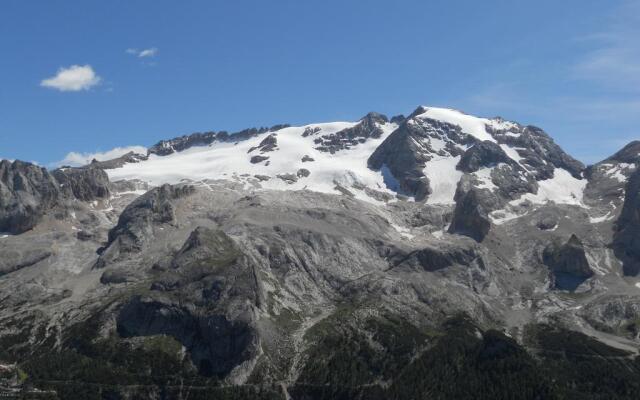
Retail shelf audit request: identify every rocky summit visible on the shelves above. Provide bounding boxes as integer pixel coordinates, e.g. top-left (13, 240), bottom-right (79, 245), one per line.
top-left (2, 106), bottom-right (640, 399)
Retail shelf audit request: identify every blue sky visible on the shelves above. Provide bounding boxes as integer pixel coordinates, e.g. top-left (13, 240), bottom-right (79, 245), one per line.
top-left (1, 0), bottom-right (638, 166)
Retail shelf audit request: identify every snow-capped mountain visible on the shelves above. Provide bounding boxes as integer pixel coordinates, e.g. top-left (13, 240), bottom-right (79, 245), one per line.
top-left (104, 106), bottom-right (587, 209)
top-left (3, 104), bottom-right (640, 399)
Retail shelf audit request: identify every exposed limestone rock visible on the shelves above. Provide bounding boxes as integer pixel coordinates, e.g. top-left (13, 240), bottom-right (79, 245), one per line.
top-left (543, 234), bottom-right (594, 290)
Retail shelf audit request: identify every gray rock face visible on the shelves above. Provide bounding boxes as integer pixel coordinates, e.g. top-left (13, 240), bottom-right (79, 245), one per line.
top-left (368, 117), bottom-right (463, 200)
top-left (276, 173), bottom-right (298, 184)
top-left (492, 125), bottom-right (584, 180)
top-left (248, 134), bottom-right (278, 153)
top-left (0, 247), bottom-right (52, 277)
top-left (0, 161), bottom-right (115, 234)
top-left (149, 131), bottom-right (221, 156)
top-left (115, 226), bottom-right (261, 377)
top-left (0, 160), bottom-right (62, 234)
top-left (296, 168), bottom-right (310, 178)
top-left (86, 151), bottom-right (148, 169)
top-left (536, 214), bottom-right (558, 231)
top-left (52, 167), bottom-right (110, 201)
top-left (543, 234), bottom-right (594, 290)
top-left (395, 242), bottom-right (482, 272)
top-left (250, 155), bottom-right (269, 164)
top-left (117, 296), bottom-right (257, 377)
top-left (390, 114), bottom-right (406, 125)
top-left (253, 174), bottom-right (271, 181)
top-left (314, 112), bottom-right (387, 153)
top-left (96, 184), bottom-right (195, 267)
top-left (148, 125), bottom-right (289, 156)
top-left (613, 169), bottom-right (640, 275)
top-left (601, 141), bottom-right (640, 164)
top-left (448, 175), bottom-right (501, 242)
top-left (369, 107), bottom-right (584, 205)
top-left (456, 140), bottom-right (515, 173)
top-left (490, 163), bottom-right (538, 200)
top-left (584, 141), bottom-right (639, 207)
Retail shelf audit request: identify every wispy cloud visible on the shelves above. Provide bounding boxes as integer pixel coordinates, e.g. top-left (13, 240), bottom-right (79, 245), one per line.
top-left (572, 0), bottom-right (640, 91)
top-left (126, 47), bottom-right (158, 58)
top-left (56, 146), bottom-right (147, 167)
top-left (468, 82), bottom-right (640, 122)
top-left (41, 65), bottom-right (101, 92)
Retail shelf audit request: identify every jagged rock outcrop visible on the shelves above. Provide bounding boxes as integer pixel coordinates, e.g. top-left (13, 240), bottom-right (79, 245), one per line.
top-left (148, 125), bottom-right (289, 156)
top-left (171, 227), bottom-right (239, 269)
top-left (248, 134), bottom-right (278, 153)
top-left (250, 155), bottom-right (269, 164)
top-left (314, 112), bottom-right (387, 153)
top-left (96, 184), bottom-right (195, 267)
top-left (0, 161), bottom-right (115, 234)
top-left (600, 141), bottom-right (640, 165)
top-left (492, 125), bottom-right (584, 180)
top-left (368, 116), bottom-right (454, 200)
top-left (448, 175), bottom-right (501, 242)
top-left (52, 167), bottom-right (110, 201)
top-left (584, 141), bottom-right (639, 206)
top-left (394, 242), bottom-right (483, 272)
top-left (543, 234), bottom-right (594, 290)
top-left (456, 140), bottom-right (514, 173)
top-left (0, 160), bottom-right (62, 234)
top-left (613, 168), bottom-right (640, 275)
top-left (86, 151), bottom-right (148, 169)
top-left (296, 168), bottom-right (310, 178)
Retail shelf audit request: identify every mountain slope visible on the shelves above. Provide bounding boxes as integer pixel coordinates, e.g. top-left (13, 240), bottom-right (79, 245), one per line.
top-left (1, 104), bottom-right (640, 399)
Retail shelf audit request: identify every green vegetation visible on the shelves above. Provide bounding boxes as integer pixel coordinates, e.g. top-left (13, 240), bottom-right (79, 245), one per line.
top-left (8, 304), bottom-right (640, 400)
top-left (293, 314), bottom-right (640, 400)
top-left (528, 324), bottom-right (640, 399)
top-left (298, 308), bottom-right (431, 390)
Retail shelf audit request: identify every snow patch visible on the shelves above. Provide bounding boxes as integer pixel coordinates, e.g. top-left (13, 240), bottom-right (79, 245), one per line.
top-left (589, 211), bottom-right (615, 223)
top-left (500, 145), bottom-right (524, 164)
top-left (474, 167), bottom-right (497, 190)
top-left (424, 155), bottom-right (463, 204)
top-left (390, 223), bottom-right (415, 239)
top-left (107, 121), bottom-right (399, 204)
top-left (488, 118), bottom-right (518, 132)
top-left (603, 163), bottom-right (634, 182)
top-left (510, 169), bottom-right (587, 206)
top-left (417, 107), bottom-right (497, 143)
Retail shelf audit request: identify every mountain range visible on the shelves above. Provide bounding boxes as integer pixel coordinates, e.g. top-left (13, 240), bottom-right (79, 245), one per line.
top-left (2, 106), bottom-right (640, 399)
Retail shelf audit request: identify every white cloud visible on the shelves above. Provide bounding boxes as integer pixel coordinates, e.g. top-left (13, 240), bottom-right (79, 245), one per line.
top-left (56, 146), bottom-right (147, 167)
top-left (138, 48), bottom-right (158, 58)
top-left (41, 65), bottom-right (102, 92)
top-left (126, 47), bottom-right (158, 58)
